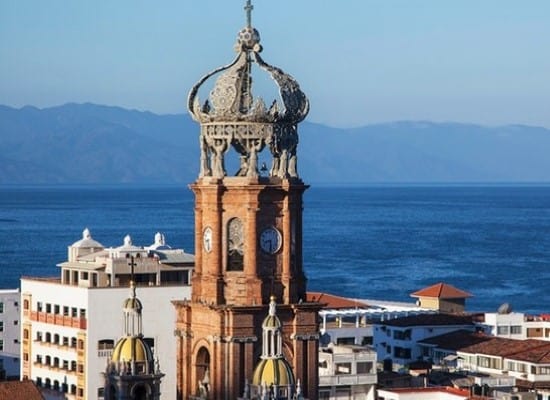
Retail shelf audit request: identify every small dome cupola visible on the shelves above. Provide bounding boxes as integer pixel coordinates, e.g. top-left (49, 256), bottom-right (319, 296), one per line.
top-left (104, 280), bottom-right (164, 399)
top-left (188, 0), bottom-right (309, 180)
top-left (251, 296), bottom-right (296, 390)
top-left (70, 227), bottom-right (104, 248)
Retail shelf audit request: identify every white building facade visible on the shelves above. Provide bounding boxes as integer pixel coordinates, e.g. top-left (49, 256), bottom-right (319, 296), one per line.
top-left (318, 344), bottom-right (377, 400)
top-left (373, 314), bottom-right (475, 371)
top-left (0, 289), bottom-right (21, 379)
top-left (21, 230), bottom-right (193, 400)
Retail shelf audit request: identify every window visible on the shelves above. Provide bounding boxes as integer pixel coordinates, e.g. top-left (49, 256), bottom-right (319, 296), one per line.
top-left (36, 355), bottom-right (42, 364)
top-left (71, 361), bottom-right (77, 371)
top-left (0, 302), bottom-right (3, 313)
top-left (394, 347), bottom-right (411, 359)
top-left (63, 306), bottom-right (69, 316)
top-left (227, 218), bottom-right (244, 271)
top-left (0, 339), bottom-right (4, 351)
top-left (497, 326), bottom-right (509, 335)
top-left (511, 326), bottom-right (522, 335)
top-left (98, 339), bottom-right (115, 350)
top-left (71, 337), bottom-right (77, 348)
top-left (54, 304), bottom-right (60, 314)
top-left (336, 337), bottom-right (355, 345)
top-left (36, 331), bottom-right (42, 342)
top-left (37, 302), bottom-right (43, 312)
top-left (335, 362), bottom-right (352, 375)
top-left (13, 320), bottom-right (18, 325)
top-left (71, 307), bottom-right (78, 318)
top-left (23, 300), bottom-right (29, 310)
top-left (361, 336), bottom-right (373, 346)
top-left (36, 377), bottom-right (42, 386)
top-left (63, 336), bottom-right (69, 347)
top-left (23, 353), bottom-right (29, 361)
top-left (45, 303), bottom-right (52, 313)
top-left (80, 309), bottom-right (86, 318)
top-left (357, 361), bottom-right (374, 374)
top-left (539, 366), bottom-right (550, 375)
top-left (81, 272), bottom-right (89, 280)
top-left (71, 385), bottom-right (77, 395)
top-left (0, 321), bottom-right (3, 332)
top-left (63, 360), bottom-right (69, 370)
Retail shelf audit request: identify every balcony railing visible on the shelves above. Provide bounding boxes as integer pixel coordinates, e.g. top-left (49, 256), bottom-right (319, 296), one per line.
top-left (30, 311), bottom-right (87, 329)
top-left (319, 373), bottom-right (377, 386)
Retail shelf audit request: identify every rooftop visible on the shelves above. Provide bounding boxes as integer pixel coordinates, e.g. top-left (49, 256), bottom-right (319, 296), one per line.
top-left (418, 330), bottom-right (491, 351)
top-left (379, 313), bottom-right (474, 328)
top-left (307, 291), bottom-right (369, 309)
top-left (0, 380), bottom-right (44, 400)
top-left (459, 337), bottom-right (550, 361)
top-left (411, 282), bottom-right (472, 299)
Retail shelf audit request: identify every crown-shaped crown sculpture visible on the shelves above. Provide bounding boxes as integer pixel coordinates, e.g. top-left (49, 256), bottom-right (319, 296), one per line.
top-left (188, 0), bottom-right (309, 180)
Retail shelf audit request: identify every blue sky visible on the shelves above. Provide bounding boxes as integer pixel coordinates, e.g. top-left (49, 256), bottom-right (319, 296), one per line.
top-left (1, 1), bottom-right (549, 128)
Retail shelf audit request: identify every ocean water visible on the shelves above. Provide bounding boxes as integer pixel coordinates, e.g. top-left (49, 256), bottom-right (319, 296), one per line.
top-left (0, 184), bottom-right (549, 314)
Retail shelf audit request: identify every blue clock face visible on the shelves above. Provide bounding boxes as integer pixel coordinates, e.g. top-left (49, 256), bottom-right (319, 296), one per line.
top-left (260, 227), bottom-right (282, 254)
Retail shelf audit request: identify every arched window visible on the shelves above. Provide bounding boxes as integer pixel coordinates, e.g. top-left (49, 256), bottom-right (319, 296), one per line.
top-left (227, 218), bottom-right (244, 271)
top-left (195, 347), bottom-right (211, 394)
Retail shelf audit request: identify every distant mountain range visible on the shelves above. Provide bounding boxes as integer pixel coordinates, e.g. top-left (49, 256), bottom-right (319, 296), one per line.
top-left (1, 103), bottom-right (550, 184)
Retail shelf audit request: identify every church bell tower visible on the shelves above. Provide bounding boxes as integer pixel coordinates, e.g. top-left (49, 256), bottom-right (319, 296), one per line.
top-left (174, 2), bottom-right (320, 399)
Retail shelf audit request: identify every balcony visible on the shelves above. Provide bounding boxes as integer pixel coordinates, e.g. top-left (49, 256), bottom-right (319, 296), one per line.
top-left (30, 311), bottom-right (87, 329)
top-left (319, 373), bottom-right (377, 386)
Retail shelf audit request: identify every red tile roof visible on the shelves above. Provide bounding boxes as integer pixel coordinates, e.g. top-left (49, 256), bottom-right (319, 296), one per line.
top-left (418, 330), bottom-right (491, 351)
top-left (459, 337), bottom-right (550, 360)
top-left (0, 380), bottom-right (44, 400)
top-left (307, 291), bottom-right (368, 309)
top-left (411, 282), bottom-right (473, 299)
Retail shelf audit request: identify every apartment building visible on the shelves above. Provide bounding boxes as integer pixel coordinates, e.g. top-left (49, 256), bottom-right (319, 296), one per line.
top-left (20, 229), bottom-right (193, 400)
top-left (0, 289), bottom-right (20, 379)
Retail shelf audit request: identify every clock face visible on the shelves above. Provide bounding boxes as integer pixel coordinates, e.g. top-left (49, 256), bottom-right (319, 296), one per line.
top-left (260, 227), bottom-right (282, 254)
top-left (203, 226), bottom-right (213, 253)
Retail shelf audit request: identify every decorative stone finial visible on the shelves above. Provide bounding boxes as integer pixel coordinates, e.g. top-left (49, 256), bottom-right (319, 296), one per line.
top-left (154, 232), bottom-right (165, 246)
top-left (269, 295), bottom-right (277, 317)
top-left (124, 235), bottom-right (132, 246)
top-left (83, 227), bottom-right (91, 239)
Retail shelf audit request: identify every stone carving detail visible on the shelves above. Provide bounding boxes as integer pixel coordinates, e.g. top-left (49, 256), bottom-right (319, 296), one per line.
top-left (187, 11), bottom-right (309, 179)
top-left (227, 218), bottom-right (244, 271)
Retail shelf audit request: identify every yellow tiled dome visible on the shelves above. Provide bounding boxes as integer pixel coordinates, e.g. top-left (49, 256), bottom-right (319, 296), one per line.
top-left (111, 337), bottom-right (153, 363)
top-left (252, 358), bottom-right (295, 387)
